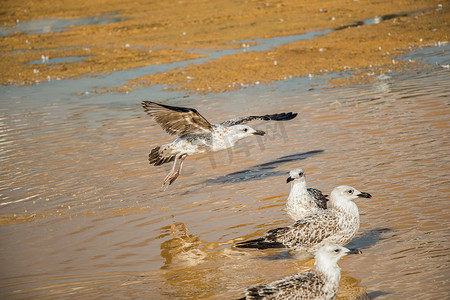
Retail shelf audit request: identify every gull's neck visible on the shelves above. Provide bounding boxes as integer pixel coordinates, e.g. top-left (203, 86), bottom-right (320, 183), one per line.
top-left (289, 180), bottom-right (307, 198)
top-left (315, 255), bottom-right (341, 286)
top-left (211, 126), bottom-right (241, 150)
top-left (330, 197), bottom-right (359, 216)
top-left (286, 179), bottom-right (317, 220)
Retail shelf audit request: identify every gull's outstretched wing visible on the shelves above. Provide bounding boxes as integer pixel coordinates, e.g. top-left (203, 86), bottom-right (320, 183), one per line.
top-left (221, 112), bottom-right (297, 127)
top-left (142, 101), bottom-right (213, 135)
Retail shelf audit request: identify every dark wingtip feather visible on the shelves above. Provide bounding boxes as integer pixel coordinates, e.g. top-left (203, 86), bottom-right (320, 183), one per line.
top-left (282, 112), bottom-right (298, 120)
top-left (141, 100), bottom-right (153, 110)
top-left (235, 238), bottom-right (286, 249)
top-left (263, 112), bottom-right (298, 121)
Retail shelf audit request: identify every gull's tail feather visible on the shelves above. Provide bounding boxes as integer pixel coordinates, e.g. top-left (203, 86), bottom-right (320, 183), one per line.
top-left (235, 238), bottom-right (286, 249)
top-left (148, 146), bottom-right (175, 166)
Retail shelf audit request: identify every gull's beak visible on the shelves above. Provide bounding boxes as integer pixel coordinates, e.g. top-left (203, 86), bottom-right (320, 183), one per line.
top-left (253, 130), bottom-right (265, 136)
top-left (347, 248), bottom-right (362, 255)
top-left (357, 192), bottom-right (372, 198)
top-left (286, 176), bottom-right (294, 184)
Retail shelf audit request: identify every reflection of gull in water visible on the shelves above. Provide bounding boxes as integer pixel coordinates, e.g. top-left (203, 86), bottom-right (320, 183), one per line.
top-left (142, 101), bottom-right (297, 187)
top-left (235, 186), bottom-right (371, 253)
top-left (285, 168), bottom-right (328, 221)
top-left (337, 276), bottom-right (370, 300)
top-left (160, 223), bottom-right (206, 267)
top-left (238, 243), bottom-right (361, 300)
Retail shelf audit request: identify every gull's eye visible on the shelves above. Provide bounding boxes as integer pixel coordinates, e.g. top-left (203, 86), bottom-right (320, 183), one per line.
top-left (334, 249), bottom-right (340, 253)
top-left (243, 128), bottom-right (248, 132)
top-left (348, 189), bottom-right (353, 194)
top-left (299, 172), bottom-right (304, 176)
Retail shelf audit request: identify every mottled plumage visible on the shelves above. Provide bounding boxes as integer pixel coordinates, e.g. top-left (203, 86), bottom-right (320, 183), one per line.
top-left (142, 101), bottom-right (212, 135)
top-left (285, 168), bottom-right (328, 221)
top-left (235, 186), bottom-right (371, 253)
top-left (307, 188), bottom-right (328, 209)
top-left (142, 101), bottom-right (298, 186)
top-left (238, 244), bottom-right (361, 300)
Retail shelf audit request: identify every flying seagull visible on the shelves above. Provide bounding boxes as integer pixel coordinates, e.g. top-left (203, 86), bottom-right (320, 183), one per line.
top-left (142, 101), bottom-right (297, 187)
top-left (285, 168), bottom-right (328, 221)
top-left (238, 243), bottom-right (361, 300)
top-left (235, 185), bottom-right (371, 253)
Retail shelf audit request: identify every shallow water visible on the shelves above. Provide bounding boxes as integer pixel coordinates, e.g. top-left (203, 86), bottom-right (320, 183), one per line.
top-left (0, 42), bottom-right (449, 299)
top-left (0, 13), bottom-right (123, 37)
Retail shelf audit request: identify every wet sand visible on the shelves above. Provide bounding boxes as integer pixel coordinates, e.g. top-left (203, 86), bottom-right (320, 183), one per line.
top-left (1, 0), bottom-right (448, 91)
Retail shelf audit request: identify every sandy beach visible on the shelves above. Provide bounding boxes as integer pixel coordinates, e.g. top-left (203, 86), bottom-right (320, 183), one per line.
top-left (1, 0), bottom-right (448, 91)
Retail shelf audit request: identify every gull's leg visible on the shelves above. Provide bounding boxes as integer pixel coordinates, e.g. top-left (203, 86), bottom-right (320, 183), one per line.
top-left (163, 155), bottom-right (179, 186)
top-left (178, 154), bottom-right (188, 175)
top-left (168, 154), bottom-right (188, 185)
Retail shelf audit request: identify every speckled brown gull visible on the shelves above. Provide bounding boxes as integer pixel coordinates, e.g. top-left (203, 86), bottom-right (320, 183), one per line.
top-left (142, 101), bottom-right (297, 187)
top-left (285, 168), bottom-right (328, 221)
top-left (238, 243), bottom-right (361, 300)
top-left (235, 185), bottom-right (371, 253)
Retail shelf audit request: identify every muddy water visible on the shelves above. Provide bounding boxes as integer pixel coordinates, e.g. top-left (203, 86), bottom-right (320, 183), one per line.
top-left (1, 46), bottom-right (449, 299)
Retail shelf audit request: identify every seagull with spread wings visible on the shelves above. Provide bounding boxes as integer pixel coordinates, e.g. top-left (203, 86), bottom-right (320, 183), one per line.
top-left (141, 101), bottom-right (297, 187)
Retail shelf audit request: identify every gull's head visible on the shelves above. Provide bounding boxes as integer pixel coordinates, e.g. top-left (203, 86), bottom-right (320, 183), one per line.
top-left (315, 243), bottom-right (361, 267)
top-left (330, 185), bottom-right (372, 204)
top-left (228, 125), bottom-right (265, 141)
top-left (286, 168), bottom-right (306, 184)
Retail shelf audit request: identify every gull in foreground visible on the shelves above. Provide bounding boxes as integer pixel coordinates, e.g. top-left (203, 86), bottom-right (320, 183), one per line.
top-left (285, 168), bottom-right (328, 221)
top-left (235, 186), bottom-right (371, 253)
top-left (238, 243), bottom-right (361, 300)
top-left (142, 101), bottom-right (297, 187)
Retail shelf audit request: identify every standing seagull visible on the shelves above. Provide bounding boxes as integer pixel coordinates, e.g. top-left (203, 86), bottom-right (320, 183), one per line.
top-left (142, 101), bottom-right (297, 186)
top-left (286, 168), bottom-right (328, 221)
top-left (238, 243), bottom-right (361, 300)
top-left (235, 185), bottom-right (371, 253)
